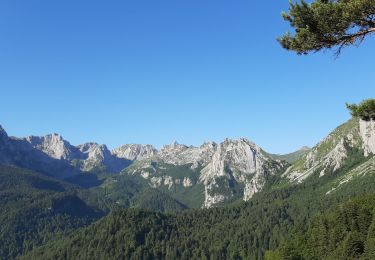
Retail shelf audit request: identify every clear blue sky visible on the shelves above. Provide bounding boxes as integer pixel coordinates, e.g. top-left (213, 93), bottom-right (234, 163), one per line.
top-left (0, 0), bottom-right (374, 154)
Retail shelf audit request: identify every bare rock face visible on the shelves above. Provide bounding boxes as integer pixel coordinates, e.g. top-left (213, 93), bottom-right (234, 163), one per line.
top-left (0, 127), bottom-right (80, 179)
top-left (284, 118), bottom-right (375, 183)
top-left (183, 177), bottom-right (193, 187)
top-left (112, 144), bottom-right (157, 161)
top-left (126, 139), bottom-right (286, 208)
top-left (78, 143), bottom-right (110, 171)
top-left (78, 143), bottom-right (131, 173)
top-left (125, 138), bottom-right (287, 208)
top-left (200, 139), bottom-right (260, 183)
top-left (200, 138), bottom-right (286, 208)
top-left (6, 130), bottom-right (132, 175)
top-left (25, 134), bottom-right (80, 160)
top-left (0, 125), bottom-right (11, 157)
top-left (0, 124), bottom-right (287, 207)
top-left (157, 141), bottom-right (218, 167)
top-left (360, 119), bottom-right (375, 156)
top-left (0, 125), bottom-right (11, 160)
top-left (0, 125), bottom-right (8, 141)
top-left (158, 141), bottom-right (195, 165)
top-left (23, 133), bottom-right (129, 173)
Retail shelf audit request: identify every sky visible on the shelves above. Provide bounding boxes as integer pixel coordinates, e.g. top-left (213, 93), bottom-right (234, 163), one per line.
top-left (0, 0), bottom-right (374, 154)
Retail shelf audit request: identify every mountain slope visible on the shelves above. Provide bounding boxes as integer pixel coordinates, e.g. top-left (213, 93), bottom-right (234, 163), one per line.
top-left (90, 172), bottom-right (189, 212)
top-left (0, 165), bottom-right (109, 259)
top-left (23, 163), bottom-right (375, 260)
top-left (122, 139), bottom-right (288, 208)
top-left (0, 126), bottom-right (133, 178)
top-left (21, 118), bottom-right (375, 259)
top-left (0, 125), bottom-right (289, 208)
top-left (268, 194), bottom-right (375, 259)
top-left (283, 118), bottom-right (375, 184)
top-left (0, 128), bottom-right (81, 179)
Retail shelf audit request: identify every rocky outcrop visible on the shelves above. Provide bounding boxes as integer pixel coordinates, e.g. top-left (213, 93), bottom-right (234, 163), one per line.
top-left (284, 118), bottom-right (375, 183)
top-left (200, 138), bottom-right (287, 207)
top-left (21, 133), bottom-right (131, 173)
top-left (26, 134), bottom-right (80, 160)
top-left (112, 144), bottom-right (157, 161)
top-left (360, 119), bottom-right (375, 156)
top-left (157, 141), bottom-right (218, 167)
top-left (77, 143), bottom-right (131, 173)
top-left (0, 126), bottom-right (132, 176)
top-left (0, 127), bottom-right (80, 179)
top-left (124, 138), bottom-right (287, 208)
top-left (0, 125), bottom-right (8, 144)
top-left (183, 177), bottom-right (193, 187)
top-left (0, 124), bottom-right (287, 207)
top-left (78, 143), bottom-right (111, 171)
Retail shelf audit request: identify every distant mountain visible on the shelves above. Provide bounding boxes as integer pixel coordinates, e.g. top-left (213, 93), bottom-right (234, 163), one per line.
top-left (121, 139), bottom-right (288, 208)
top-left (268, 146), bottom-right (310, 164)
top-left (1, 117), bottom-right (374, 211)
top-left (0, 125), bottom-right (288, 208)
top-left (112, 144), bottom-right (157, 161)
top-left (2, 113), bottom-right (375, 260)
top-left (0, 128), bottom-right (81, 179)
top-left (0, 126), bottom-right (136, 178)
top-left (22, 117), bottom-right (375, 260)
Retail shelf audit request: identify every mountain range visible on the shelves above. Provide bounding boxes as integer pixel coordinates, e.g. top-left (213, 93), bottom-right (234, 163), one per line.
top-left (0, 126), bottom-right (291, 208)
top-left (0, 115), bottom-right (374, 259)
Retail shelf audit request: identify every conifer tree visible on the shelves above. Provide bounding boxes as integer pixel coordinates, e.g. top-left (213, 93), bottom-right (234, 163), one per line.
top-left (279, 0), bottom-right (375, 55)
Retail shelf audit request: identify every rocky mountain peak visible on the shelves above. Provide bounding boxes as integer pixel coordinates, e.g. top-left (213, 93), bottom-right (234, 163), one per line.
top-left (112, 144), bottom-right (157, 161)
top-left (299, 146), bottom-right (311, 151)
top-left (25, 133), bottom-right (78, 160)
top-left (0, 125), bottom-right (8, 138)
top-left (0, 123), bottom-right (289, 208)
top-left (0, 125), bottom-right (8, 144)
top-left (198, 138), bottom-right (285, 207)
top-left (201, 138), bottom-right (263, 183)
top-left (79, 142), bottom-right (111, 158)
top-left (78, 142), bottom-right (100, 152)
top-left (200, 141), bottom-right (217, 149)
top-left (161, 141), bottom-right (188, 152)
top-left (77, 142), bottom-right (117, 172)
top-left (359, 119), bottom-right (375, 156)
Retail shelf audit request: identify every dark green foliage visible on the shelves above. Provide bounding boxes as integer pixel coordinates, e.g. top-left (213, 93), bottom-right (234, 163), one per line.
top-left (23, 197), bottom-right (295, 260)
top-left (94, 174), bottom-right (149, 208)
top-left (279, 0), bottom-right (375, 55)
top-left (0, 165), bottom-right (108, 259)
top-left (131, 188), bottom-right (188, 212)
top-left (123, 163), bottom-right (206, 208)
top-left (92, 173), bottom-right (190, 212)
top-left (65, 172), bottom-right (104, 188)
top-left (268, 195), bottom-right (375, 259)
top-left (22, 209), bottom-right (176, 260)
top-left (346, 99), bottom-right (375, 121)
top-left (3, 116), bottom-right (375, 259)
top-left (23, 149), bottom-right (375, 259)
top-left (24, 136), bottom-right (375, 259)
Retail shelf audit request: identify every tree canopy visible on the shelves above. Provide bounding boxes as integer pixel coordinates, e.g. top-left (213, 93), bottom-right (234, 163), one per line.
top-left (346, 99), bottom-right (375, 121)
top-left (279, 0), bottom-right (375, 55)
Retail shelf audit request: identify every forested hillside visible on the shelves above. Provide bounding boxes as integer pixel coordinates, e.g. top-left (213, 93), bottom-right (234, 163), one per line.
top-left (0, 165), bottom-right (110, 259)
top-left (266, 194), bottom-right (375, 259)
top-left (2, 102), bottom-right (375, 259)
top-left (23, 149), bottom-right (375, 259)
